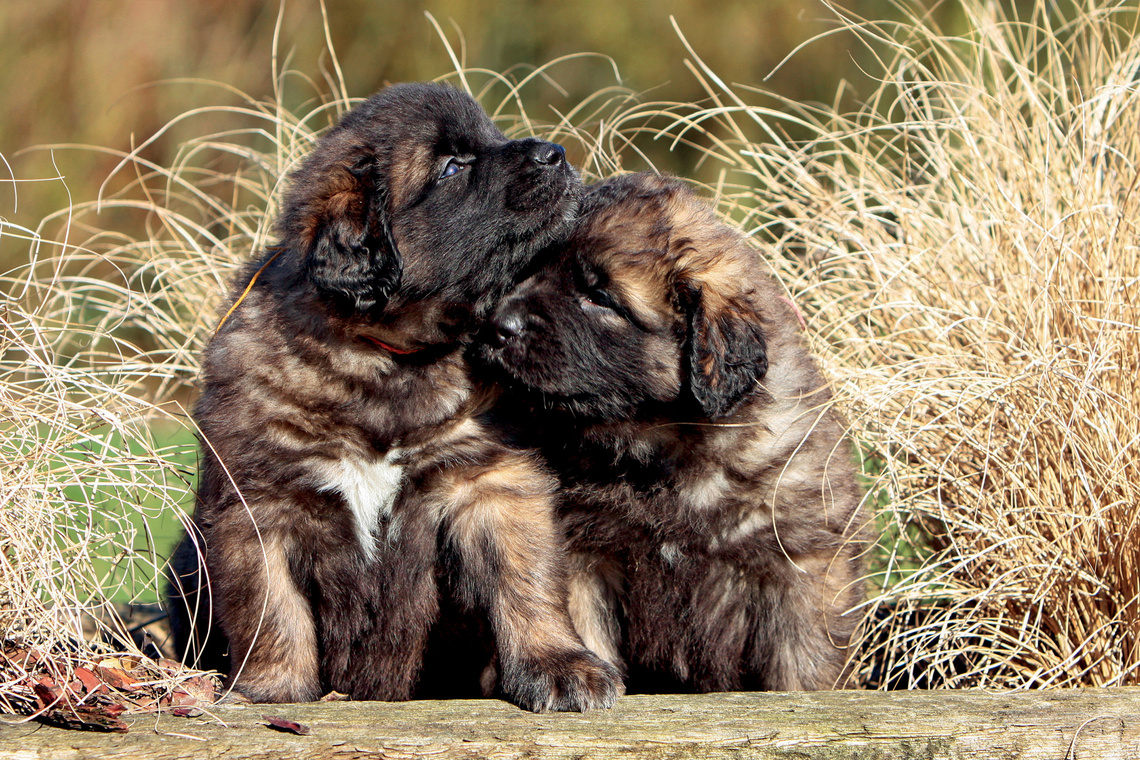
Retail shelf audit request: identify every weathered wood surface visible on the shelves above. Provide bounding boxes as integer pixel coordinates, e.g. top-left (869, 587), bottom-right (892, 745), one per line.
top-left (2, 689), bottom-right (1138, 759)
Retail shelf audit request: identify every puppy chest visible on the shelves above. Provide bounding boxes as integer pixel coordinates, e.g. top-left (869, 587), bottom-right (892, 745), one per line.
top-left (312, 450), bottom-right (411, 558)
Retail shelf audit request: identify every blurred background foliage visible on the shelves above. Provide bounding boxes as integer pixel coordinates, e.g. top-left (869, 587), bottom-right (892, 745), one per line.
top-left (0, 0), bottom-right (1003, 261)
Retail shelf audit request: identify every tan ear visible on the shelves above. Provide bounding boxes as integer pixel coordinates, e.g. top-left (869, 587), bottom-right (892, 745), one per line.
top-left (678, 281), bottom-right (768, 419)
top-left (280, 136), bottom-right (402, 313)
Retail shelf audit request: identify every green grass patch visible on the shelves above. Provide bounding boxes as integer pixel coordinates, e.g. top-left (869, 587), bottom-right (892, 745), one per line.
top-left (53, 422), bottom-right (197, 605)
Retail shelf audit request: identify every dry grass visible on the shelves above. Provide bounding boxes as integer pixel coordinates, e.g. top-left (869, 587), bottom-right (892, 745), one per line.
top-left (621, 0), bottom-right (1140, 688)
top-left (0, 210), bottom-right (205, 715)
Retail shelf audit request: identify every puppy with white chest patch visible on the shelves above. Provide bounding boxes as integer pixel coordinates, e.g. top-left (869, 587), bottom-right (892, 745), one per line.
top-left (166, 83), bottom-right (621, 711)
top-left (476, 173), bottom-right (867, 692)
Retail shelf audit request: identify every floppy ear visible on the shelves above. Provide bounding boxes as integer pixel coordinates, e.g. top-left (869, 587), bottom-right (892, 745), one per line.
top-left (288, 149), bottom-right (401, 314)
top-left (677, 281), bottom-right (769, 419)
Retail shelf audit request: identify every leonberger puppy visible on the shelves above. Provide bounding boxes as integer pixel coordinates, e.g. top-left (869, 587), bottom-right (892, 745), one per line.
top-left (166, 82), bottom-right (621, 711)
top-left (476, 172), bottom-right (866, 692)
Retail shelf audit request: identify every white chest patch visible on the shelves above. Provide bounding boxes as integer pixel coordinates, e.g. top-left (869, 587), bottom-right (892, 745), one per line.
top-left (314, 449), bottom-right (406, 560)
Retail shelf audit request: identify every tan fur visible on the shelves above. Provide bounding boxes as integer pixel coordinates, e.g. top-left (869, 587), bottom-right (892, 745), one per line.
top-left (227, 538), bottom-right (320, 701)
top-left (433, 454), bottom-right (582, 655)
top-left (566, 554), bottom-right (625, 671)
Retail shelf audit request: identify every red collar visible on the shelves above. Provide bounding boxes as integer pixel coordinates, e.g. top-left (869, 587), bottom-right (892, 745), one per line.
top-left (360, 334), bottom-right (419, 355)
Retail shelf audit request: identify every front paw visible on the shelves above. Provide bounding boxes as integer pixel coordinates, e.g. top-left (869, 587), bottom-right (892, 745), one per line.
top-left (225, 671), bottom-right (321, 704)
top-left (499, 649), bottom-right (623, 712)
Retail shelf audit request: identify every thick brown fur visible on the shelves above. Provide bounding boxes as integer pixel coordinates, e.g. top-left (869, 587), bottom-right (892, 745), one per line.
top-left (166, 83), bottom-right (620, 711)
top-left (476, 172), bottom-right (867, 692)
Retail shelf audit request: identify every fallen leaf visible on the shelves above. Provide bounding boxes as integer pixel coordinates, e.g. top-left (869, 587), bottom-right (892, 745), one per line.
top-left (130, 698), bottom-right (161, 713)
top-left (38, 705), bottom-right (129, 733)
top-left (1, 648), bottom-right (33, 666)
top-left (263, 715), bottom-right (311, 736)
top-left (168, 689), bottom-right (198, 708)
top-left (36, 675), bottom-right (60, 692)
top-left (31, 679), bottom-right (61, 711)
top-left (94, 665), bottom-right (140, 692)
top-left (73, 668), bottom-right (105, 695)
top-left (179, 675), bottom-right (217, 704)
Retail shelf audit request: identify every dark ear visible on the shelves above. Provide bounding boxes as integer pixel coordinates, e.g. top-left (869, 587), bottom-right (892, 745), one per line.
top-left (288, 150), bottom-right (401, 313)
top-left (678, 282), bottom-right (768, 419)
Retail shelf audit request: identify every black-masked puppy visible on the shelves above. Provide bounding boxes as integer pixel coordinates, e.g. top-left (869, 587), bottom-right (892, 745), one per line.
top-left (476, 173), bottom-right (866, 692)
top-left (166, 83), bottom-right (621, 711)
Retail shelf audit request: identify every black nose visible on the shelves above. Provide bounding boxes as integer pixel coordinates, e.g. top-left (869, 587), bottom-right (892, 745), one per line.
top-left (493, 311), bottom-right (526, 345)
top-left (528, 140), bottom-right (566, 167)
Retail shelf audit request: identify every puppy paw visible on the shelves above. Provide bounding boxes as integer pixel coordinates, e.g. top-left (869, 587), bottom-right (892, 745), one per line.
top-left (499, 648), bottom-right (623, 712)
top-left (225, 672), bottom-right (321, 704)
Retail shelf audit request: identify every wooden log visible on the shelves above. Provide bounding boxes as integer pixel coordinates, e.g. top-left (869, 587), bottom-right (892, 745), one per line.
top-left (1, 689), bottom-right (1138, 759)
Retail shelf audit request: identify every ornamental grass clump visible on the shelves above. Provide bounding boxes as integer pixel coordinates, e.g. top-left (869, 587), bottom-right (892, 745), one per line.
top-left (637, 0), bottom-right (1140, 687)
top-left (0, 211), bottom-right (208, 719)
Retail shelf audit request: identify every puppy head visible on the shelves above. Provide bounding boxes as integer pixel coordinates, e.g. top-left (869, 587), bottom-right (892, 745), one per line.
top-left (477, 173), bottom-right (775, 421)
top-left (278, 82), bottom-right (581, 331)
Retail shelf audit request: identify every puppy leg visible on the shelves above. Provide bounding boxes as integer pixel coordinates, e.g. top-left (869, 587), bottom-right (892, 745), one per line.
top-left (752, 552), bottom-right (862, 691)
top-left (315, 512), bottom-right (442, 701)
top-left (566, 553), bottom-right (625, 673)
top-left (207, 524), bottom-right (321, 703)
top-left (439, 453), bottom-right (623, 711)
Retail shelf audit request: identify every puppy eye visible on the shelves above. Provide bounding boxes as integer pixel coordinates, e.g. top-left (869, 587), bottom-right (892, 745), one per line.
top-left (439, 157), bottom-right (469, 181)
top-left (582, 287), bottom-right (619, 312)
